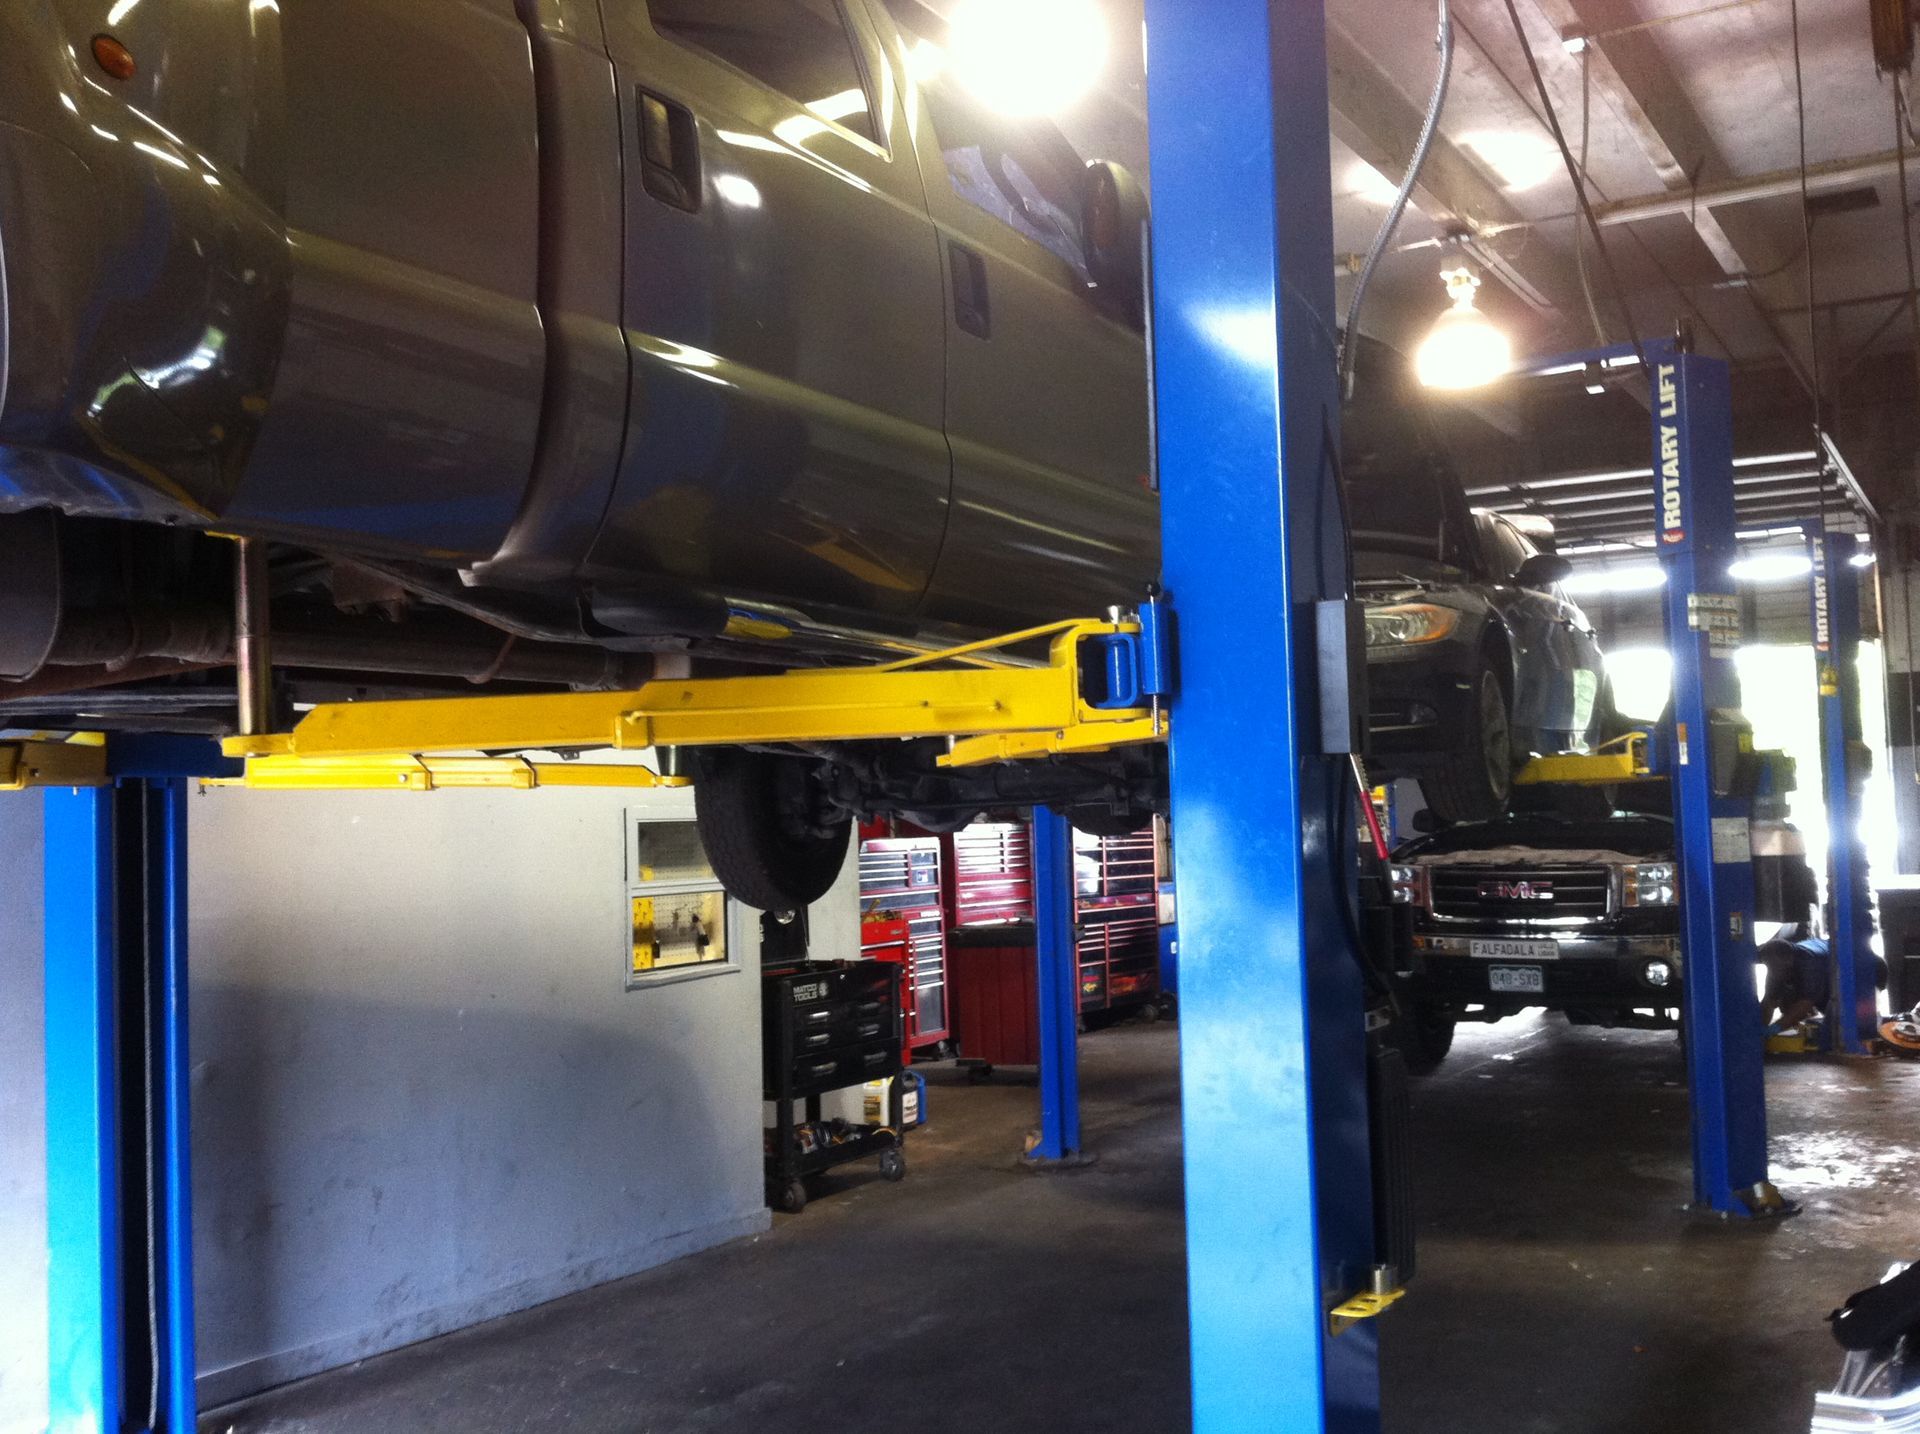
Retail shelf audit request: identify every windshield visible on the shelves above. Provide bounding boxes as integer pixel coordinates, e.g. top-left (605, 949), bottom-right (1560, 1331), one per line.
top-left (1347, 475), bottom-right (1466, 580)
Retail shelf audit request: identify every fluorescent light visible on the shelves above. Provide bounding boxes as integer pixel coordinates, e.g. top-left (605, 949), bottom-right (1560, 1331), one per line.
top-left (1728, 552), bottom-right (1813, 584)
top-left (1464, 131), bottom-right (1563, 192)
top-left (948, 0), bottom-right (1108, 118)
top-left (1851, 550), bottom-right (1877, 568)
top-left (1733, 451), bottom-right (1819, 467)
top-left (1561, 563), bottom-right (1667, 596)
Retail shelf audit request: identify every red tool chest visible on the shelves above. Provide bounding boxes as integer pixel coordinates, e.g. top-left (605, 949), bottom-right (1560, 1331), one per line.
top-left (1072, 825), bottom-right (1162, 1015)
top-left (856, 828), bottom-right (950, 1054)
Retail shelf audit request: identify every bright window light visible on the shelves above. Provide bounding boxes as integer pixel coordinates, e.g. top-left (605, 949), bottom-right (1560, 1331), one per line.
top-left (948, 0), bottom-right (1108, 118)
top-left (1415, 267), bottom-right (1511, 390)
top-left (1463, 131), bottom-right (1563, 192)
top-left (1560, 563), bottom-right (1667, 596)
top-left (1604, 647), bottom-right (1673, 722)
top-left (1728, 551), bottom-right (1814, 584)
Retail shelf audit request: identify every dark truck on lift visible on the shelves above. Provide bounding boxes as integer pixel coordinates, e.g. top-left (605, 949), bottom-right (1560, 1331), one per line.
top-left (1383, 808), bottom-right (1816, 1071)
top-left (0, 0), bottom-right (1620, 910)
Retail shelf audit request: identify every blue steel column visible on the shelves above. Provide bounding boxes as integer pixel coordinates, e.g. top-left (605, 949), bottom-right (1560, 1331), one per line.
top-left (1145, 1), bottom-right (1379, 1428)
top-left (46, 764), bottom-right (206, 1434)
top-left (1652, 347), bottom-right (1774, 1213)
top-left (1028, 807), bottom-right (1082, 1161)
top-left (44, 785), bottom-right (124, 1434)
top-left (1810, 529), bottom-right (1876, 1051)
top-left (156, 779), bottom-right (199, 1431)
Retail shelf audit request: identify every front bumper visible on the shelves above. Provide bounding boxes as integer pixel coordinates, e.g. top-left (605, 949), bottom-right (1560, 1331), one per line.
top-left (1409, 933), bottom-right (1683, 1012)
top-left (1365, 645), bottom-right (1479, 764)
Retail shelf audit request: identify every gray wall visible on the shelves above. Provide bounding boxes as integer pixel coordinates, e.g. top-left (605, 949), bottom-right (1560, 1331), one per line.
top-left (0, 794), bottom-right (46, 1434)
top-left (2, 780), bottom-right (858, 1426)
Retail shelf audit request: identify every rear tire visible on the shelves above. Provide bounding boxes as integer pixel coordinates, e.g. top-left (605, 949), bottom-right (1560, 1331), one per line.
top-left (1418, 668), bottom-right (1513, 822)
top-left (691, 749), bottom-right (851, 912)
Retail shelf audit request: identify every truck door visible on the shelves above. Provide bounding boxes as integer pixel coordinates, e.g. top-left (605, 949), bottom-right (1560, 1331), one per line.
top-left (226, 0), bottom-right (549, 560)
top-left (873, 0), bottom-right (1155, 632)
top-left (586, 0), bottom-right (950, 620)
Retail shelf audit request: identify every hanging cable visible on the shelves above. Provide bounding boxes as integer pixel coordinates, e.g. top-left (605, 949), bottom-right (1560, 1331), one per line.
top-left (1340, 0), bottom-right (1453, 401)
top-left (1574, 46), bottom-right (1610, 344)
top-left (1790, 0), bottom-right (1824, 437)
top-left (1893, 78), bottom-right (1920, 428)
top-left (1498, 0), bottom-right (1651, 376)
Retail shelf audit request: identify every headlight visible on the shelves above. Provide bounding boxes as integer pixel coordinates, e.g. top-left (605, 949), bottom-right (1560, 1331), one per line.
top-left (1386, 863), bottom-right (1423, 905)
top-left (1364, 603), bottom-right (1460, 648)
top-left (1626, 862), bottom-right (1677, 907)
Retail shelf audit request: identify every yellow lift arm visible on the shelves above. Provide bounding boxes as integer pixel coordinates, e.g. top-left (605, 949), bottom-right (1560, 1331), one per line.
top-left (218, 618), bottom-right (1167, 789)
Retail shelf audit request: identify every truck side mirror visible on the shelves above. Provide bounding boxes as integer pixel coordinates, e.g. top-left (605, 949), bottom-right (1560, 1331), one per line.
top-left (1512, 553), bottom-right (1572, 590)
top-left (1081, 160), bottom-right (1149, 323)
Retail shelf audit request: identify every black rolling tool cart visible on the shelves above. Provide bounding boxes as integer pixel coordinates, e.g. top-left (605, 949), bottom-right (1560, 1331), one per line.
top-left (762, 958), bottom-right (908, 1214)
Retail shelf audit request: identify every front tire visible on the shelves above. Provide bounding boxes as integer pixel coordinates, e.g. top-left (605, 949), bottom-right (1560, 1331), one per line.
top-left (1397, 1001), bottom-right (1457, 1075)
top-left (691, 749), bottom-right (851, 912)
top-left (1418, 668), bottom-right (1513, 822)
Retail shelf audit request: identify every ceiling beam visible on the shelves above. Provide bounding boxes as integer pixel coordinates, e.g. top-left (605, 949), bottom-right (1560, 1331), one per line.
top-left (1522, 0), bottom-right (1817, 389)
top-left (1324, 17), bottom-right (1578, 325)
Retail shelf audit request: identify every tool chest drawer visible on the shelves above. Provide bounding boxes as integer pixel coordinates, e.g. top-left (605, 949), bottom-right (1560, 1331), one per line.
top-left (762, 960), bottom-right (903, 1098)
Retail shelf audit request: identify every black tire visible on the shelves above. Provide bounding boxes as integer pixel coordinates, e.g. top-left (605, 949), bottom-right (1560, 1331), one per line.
top-left (690, 749), bottom-right (851, 912)
top-left (878, 1147), bottom-right (907, 1183)
top-left (773, 1178), bottom-right (807, 1214)
top-left (1418, 668), bottom-right (1513, 822)
top-left (1397, 1002), bottom-right (1457, 1076)
top-left (1066, 807), bottom-right (1154, 838)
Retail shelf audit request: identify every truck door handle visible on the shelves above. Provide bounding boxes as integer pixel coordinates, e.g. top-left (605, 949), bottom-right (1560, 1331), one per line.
top-left (950, 242), bottom-right (991, 338)
top-left (639, 90), bottom-right (700, 212)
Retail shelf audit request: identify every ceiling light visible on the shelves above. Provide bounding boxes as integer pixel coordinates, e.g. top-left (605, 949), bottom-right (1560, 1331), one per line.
top-left (1560, 563), bottom-right (1667, 596)
top-left (1728, 552), bottom-right (1814, 584)
top-left (1463, 131), bottom-right (1563, 192)
top-left (1347, 159), bottom-right (1402, 207)
top-left (1583, 361), bottom-right (1606, 396)
top-left (1416, 267), bottom-right (1511, 390)
top-left (1851, 550), bottom-right (1877, 568)
top-left (948, 0), bottom-right (1108, 118)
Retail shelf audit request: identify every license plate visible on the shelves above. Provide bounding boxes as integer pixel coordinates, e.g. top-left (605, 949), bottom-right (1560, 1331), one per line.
top-left (1470, 937), bottom-right (1559, 961)
top-left (1488, 965), bottom-right (1546, 994)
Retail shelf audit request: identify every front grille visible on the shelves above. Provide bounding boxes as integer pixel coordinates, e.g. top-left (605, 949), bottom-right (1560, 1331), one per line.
top-left (1428, 865), bottom-right (1610, 921)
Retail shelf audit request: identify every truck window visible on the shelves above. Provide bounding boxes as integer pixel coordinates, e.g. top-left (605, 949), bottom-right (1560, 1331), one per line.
top-left (647, 0), bottom-right (877, 144)
top-left (880, 0), bottom-right (1091, 278)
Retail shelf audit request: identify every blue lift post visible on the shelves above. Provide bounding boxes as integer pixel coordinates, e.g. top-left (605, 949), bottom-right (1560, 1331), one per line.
top-left (1651, 344), bottom-right (1779, 1215)
top-left (45, 740), bottom-right (225, 1434)
top-left (1145, 0), bottom-right (1381, 1428)
top-left (1027, 805), bottom-right (1083, 1162)
top-left (1809, 526), bottom-right (1878, 1051)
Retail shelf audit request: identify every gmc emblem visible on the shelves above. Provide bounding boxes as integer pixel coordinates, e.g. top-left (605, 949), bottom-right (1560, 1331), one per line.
top-left (1479, 880), bottom-right (1553, 902)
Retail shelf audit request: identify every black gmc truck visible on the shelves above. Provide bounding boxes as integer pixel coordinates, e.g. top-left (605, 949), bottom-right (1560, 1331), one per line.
top-left (1384, 809), bottom-right (1814, 1072)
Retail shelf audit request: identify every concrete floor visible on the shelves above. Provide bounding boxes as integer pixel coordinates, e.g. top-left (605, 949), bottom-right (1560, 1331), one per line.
top-left (208, 1017), bottom-right (1920, 1434)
